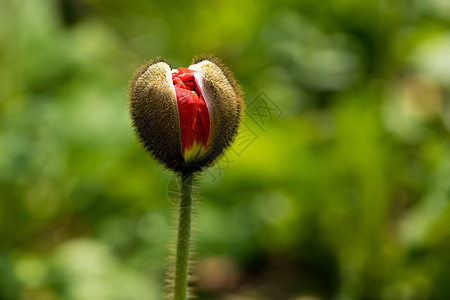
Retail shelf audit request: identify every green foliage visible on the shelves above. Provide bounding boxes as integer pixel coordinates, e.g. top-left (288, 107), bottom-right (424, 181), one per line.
top-left (0, 0), bottom-right (449, 299)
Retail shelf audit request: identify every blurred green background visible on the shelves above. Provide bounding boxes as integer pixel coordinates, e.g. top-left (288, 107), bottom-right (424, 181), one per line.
top-left (1, 0), bottom-right (450, 299)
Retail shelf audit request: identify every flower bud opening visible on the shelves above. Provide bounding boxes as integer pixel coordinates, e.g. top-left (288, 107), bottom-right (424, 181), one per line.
top-left (130, 56), bottom-right (243, 172)
top-left (172, 67), bottom-right (211, 162)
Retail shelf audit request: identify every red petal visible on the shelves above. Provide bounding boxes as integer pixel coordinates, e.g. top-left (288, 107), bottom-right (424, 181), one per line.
top-left (172, 67), bottom-right (211, 158)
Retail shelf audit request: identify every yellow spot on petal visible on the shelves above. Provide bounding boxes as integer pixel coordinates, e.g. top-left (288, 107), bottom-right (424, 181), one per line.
top-left (183, 141), bottom-right (207, 162)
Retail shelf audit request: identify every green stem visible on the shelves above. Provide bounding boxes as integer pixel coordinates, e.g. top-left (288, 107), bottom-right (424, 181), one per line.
top-left (173, 171), bottom-right (194, 300)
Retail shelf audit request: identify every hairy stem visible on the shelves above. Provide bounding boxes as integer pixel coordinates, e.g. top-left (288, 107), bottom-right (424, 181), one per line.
top-left (173, 171), bottom-right (194, 300)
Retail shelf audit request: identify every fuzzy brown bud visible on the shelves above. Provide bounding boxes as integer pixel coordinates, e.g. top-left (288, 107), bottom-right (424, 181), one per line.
top-left (129, 56), bottom-right (243, 173)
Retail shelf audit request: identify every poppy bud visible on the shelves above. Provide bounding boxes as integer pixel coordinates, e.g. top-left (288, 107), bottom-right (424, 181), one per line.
top-left (129, 56), bottom-right (243, 173)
